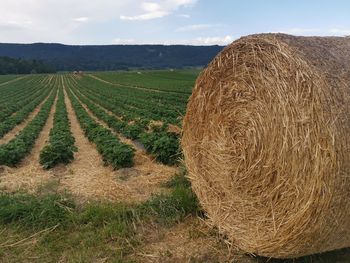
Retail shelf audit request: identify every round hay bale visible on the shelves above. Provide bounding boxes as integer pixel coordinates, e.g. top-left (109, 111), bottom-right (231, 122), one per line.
top-left (182, 33), bottom-right (350, 258)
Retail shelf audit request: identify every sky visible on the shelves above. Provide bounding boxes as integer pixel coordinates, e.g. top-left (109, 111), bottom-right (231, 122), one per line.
top-left (0, 0), bottom-right (349, 45)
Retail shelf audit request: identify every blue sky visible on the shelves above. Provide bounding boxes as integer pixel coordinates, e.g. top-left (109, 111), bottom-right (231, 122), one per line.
top-left (0, 0), bottom-right (349, 45)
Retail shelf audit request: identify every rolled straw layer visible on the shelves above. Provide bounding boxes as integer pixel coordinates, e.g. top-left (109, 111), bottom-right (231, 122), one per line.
top-left (182, 33), bottom-right (350, 258)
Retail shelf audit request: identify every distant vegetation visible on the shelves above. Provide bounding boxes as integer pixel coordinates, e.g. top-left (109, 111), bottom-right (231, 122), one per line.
top-left (0, 43), bottom-right (223, 71)
top-left (0, 56), bottom-right (55, 75)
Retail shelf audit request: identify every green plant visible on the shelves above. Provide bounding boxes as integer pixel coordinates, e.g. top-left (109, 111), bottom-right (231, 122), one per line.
top-left (40, 87), bottom-right (77, 169)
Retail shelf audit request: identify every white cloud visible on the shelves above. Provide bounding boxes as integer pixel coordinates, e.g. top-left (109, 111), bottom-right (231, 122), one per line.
top-left (178, 14), bottom-right (190, 18)
top-left (120, 0), bottom-right (197, 21)
top-left (175, 24), bottom-right (213, 32)
top-left (276, 27), bottom-right (350, 36)
top-left (120, 11), bottom-right (169, 21)
top-left (112, 35), bottom-right (234, 45)
top-left (329, 28), bottom-right (350, 35)
top-left (73, 17), bottom-right (89, 22)
top-left (282, 28), bottom-right (321, 34)
top-left (0, 20), bottom-right (32, 31)
top-left (0, 0), bottom-right (129, 43)
top-left (112, 38), bottom-right (137, 44)
top-left (192, 35), bottom-right (233, 45)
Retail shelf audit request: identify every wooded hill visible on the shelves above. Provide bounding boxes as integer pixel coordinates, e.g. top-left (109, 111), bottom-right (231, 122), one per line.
top-left (0, 43), bottom-right (223, 72)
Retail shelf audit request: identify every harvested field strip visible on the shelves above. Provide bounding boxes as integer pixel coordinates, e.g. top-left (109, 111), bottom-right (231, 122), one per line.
top-left (0, 86), bottom-right (57, 167)
top-left (65, 86), bottom-right (135, 169)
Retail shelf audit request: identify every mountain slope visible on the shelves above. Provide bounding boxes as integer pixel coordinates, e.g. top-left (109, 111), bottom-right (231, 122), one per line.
top-left (0, 43), bottom-right (223, 71)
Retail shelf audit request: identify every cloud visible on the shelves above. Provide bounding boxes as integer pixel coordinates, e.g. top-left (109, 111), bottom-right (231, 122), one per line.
top-left (329, 28), bottom-right (350, 35)
top-left (0, 21), bottom-right (30, 31)
top-left (282, 28), bottom-right (320, 34)
top-left (112, 38), bottom-right (137, 44)
top-left (192, 35), bottom-right (233, 45)
top-left (178, 14), bottom-right (190, 18)
top-left (110, 35), bottom-right (234, 45)
top-left (277, 27), bottom-right (350, 36)
top-left (73, 17), bottom-right (89, 22)
top-left (175, 24), bottom-right (214, 32)
top-left (120, 11), bottom-right (169, 21)
top-left (120, 0), bottom-right (197, 21)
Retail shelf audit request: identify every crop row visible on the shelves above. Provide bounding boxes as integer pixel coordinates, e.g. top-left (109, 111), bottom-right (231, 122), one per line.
top-left (0, 87), bottom-right (57, 166)
top-left (71, 76), bottom-right (185, 125)
top-left (40, 84), bottom-right (76, 169)
top-left (0, 77), bottom-right (50, 121)
top-left (0, 85), bottom-right (53, 139)
top-left (66, 86), bottom-right (135, 169)
top-left (68, 78), bottom-right (180, 165)
top-left (72, 78), bottom-right (180, 125)
top-left (93, 70), bottom-right (195, 94)
top-left (0, 76), bottom-right (45, 103)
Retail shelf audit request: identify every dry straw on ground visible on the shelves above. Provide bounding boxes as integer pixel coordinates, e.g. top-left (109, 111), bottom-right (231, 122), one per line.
top-left (182, 33), bottom-right (350, 258)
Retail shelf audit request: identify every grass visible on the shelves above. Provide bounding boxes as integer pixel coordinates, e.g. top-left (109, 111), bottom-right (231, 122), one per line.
top-left (0, 173), bottom-right (349, 262)
top-left (0, 172), bottom-right (201, 262)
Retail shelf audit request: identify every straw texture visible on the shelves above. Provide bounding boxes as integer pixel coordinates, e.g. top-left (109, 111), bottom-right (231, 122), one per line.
top-left (181, 33), bottom-right (350, 258)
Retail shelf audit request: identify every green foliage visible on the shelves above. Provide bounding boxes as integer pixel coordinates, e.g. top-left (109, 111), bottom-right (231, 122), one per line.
top-left (40, 88), bottom-right (76, 169)
top-left (122, 122), bottom-right (143, 140)
top-left (0, 171), bottom-right (203, 262)
top-left (66, 88), bottom-right (135, 169)
top-left (140, 128), bottom-right (180, 165)
top-left (140, 186), bottom-right (200, 224)
top-left (68, 73), bottom-right (186, 165)
top-left (0, 43), bottom-right (221, 71)
top-left (92, 127), bottom-right (135, 168)
top-left (0, 193), bottom-right (74, 228)
top-left (0, 56), bottom-right (55, 75)
top-left (163, 169), bottom-right (191, 188)
top-left (0, 87), bottom-right (56, 166)
top-left (0, 82), bottom-right (52, 137)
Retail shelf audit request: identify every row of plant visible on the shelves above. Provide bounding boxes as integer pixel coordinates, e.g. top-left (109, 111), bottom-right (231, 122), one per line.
top-left (0, 75), bottom-right (44, 103)
top-left (71, 76), bottom-right (185, 125)
top-left (93, 70), bottom-right (196, 94)
top-left (66, 87), bottom-right (135, 169)
top-left (69, 84), bottom-right (145, 139)
top-left (68, 78), bottom-right (181, 165)
top-left (0, 85), bottom-right (53, 139)
top-left (40, 86), bottom-right (77, 169)
top-left (0, 77), bottom-right (49, 121)
top-left (72, 77), bottom-right (181, 125)
top-left (0, 87), bottom-right (57, 166)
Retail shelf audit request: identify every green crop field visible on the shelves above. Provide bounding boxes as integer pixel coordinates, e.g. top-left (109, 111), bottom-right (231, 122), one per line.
top-left (0, 70), bottom-right (348, 263)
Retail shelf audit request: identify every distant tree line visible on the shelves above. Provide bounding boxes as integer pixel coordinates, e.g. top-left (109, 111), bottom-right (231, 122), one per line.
top-left (0, 56), bottom-right (55, 75)
top-left (0, 43), bottom-right (224, 72)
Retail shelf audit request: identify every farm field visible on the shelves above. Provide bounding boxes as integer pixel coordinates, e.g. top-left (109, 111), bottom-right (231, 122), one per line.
top-left (0, 71), bottom-right (349, 262)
